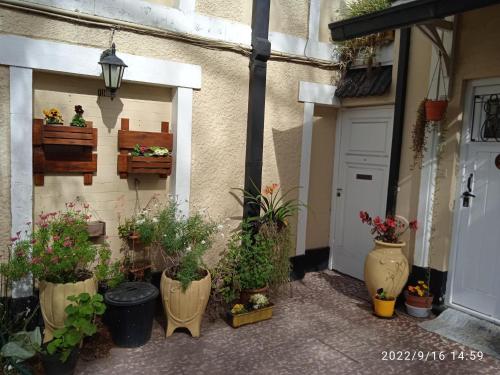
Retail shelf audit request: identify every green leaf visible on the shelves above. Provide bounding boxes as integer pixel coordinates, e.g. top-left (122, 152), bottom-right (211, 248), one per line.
top-left (65, 331), bottom-right (82, 347)
top-left (1, 341), bottom-right (36, 360)
top-left (47, 339), bottom-right (62, 354)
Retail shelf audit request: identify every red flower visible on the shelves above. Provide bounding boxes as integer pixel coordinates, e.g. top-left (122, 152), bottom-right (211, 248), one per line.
top-left (31, 257), bottom-right (41, 265)
top-left (409, 220), bottom-right (418, 230)
top-left (53, 235), bottom-right (60, 241)
top-left (386, 218), bottom-right (396, 228)
top-left (46, 246), bottom-right (54, 254)
top-left (373, 216), bottom-right (382, 225)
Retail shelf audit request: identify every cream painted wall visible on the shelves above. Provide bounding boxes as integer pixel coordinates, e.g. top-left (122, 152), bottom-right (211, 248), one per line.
top-left (0, 8), bottom-right (335, 265)
top-left (427, 5), bottom-right (500, 271)
top-left (0, 66), bottom-right (10, 264)
top-left (33, 72), bottom-right (172, 260)
top-left (319, 0), bottom-right (344, 43)
top-left (306, 105), bottom-right (336, 249)
top-left (196, 0), bottom-right (309, 39)
top-left (145, 0), bottom-right (176, 7)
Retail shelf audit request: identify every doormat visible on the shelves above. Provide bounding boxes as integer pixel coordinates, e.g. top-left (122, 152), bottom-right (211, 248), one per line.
top-left (419, 308), bottom-right (500, 359)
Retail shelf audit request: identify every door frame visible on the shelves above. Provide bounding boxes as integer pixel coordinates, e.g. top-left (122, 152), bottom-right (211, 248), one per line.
top-left (328, 105), bottom-right (395, 271)
top-left (447, 77), bottom-right (500, 324)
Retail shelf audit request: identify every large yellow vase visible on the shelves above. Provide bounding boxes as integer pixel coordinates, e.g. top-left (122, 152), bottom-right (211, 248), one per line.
top-left (364, 241), bottom-right (409, 299)
top-left (160, 270), bottom-right (211, 338)
top-left (39, 277), bottom-right (97, 342)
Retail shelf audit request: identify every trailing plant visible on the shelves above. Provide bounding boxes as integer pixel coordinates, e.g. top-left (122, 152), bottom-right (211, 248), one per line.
top-left (0, 202), bottom-right (112, 284)
top-left (359, 211), bottom-right (418, 244)
top-left (411, 99), bottom-right (431, 169)
top-left (131, 144), bottom-right (170, 157)
top-left (43, 108), bottom-right (63, 124)
top-left (118, 208), bottom-right (157, 246)
top-left (70, 105), bottom-right (86, 127)
top-left (45, 293), bottom-right (106, 362)
top-left (334, 0), bottom-right (392, 75)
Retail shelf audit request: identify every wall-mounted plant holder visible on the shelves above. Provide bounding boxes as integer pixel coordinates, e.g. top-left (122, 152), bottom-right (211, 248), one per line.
top-left (33, 119), bottom-right (98, 186)
top-left (117, 118), bottom-right (173, 179)
top-left (86, 220), bottom-right (106, 238)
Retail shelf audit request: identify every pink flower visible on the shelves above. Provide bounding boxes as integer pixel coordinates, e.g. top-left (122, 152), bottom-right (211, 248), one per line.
top-left (84, 203), bottom-right (90, 209)
top-left (63, 240), bottom-right (72, 247)
top-left (373, 216), bottom-right (382, 226)
top-left (51, 256), bottom-right (60, 264)
top-left (409, 220), bottom-right (418, 230)
top-left (53, 235), bottom-right (60, 241)
top-left (386, 218), bottom-right (396, 228)
top-left (46, 246), bottom-right (54, 254)
top-left (31, 257), bottom-right (41, 265)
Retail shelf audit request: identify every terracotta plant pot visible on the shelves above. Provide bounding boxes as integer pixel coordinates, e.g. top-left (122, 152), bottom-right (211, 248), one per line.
top-left (160, 270), bottom-right (211, 338)
top-left (425, 99), bottom-right (448, 122)
top-left (405, 291), bottom-right (433, 308)
top-left (86, 221), bottom-right (106, 238)
top-left (364, 241), bottom-right (409, 299)
top-left (39, 276), bottom-right (97, 342)
top-left (239, 285), bottom-right (269, 305)
top-left (373, 297), bottom-right (396, 318)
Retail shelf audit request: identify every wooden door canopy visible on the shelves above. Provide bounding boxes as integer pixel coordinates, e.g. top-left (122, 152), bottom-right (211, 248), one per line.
top-left (117, 118), bottom-right (173, 179)
top-left (33, 119), bottom-right (98, 186)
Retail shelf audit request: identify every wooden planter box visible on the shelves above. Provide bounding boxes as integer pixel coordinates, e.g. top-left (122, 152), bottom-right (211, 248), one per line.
top-left (86, 221), bottom-right (106, 238)
top-left (117, 118), bottom-right (173, 179)
top-left (227, 304), bottom-right (274, 328)
top-left (33, 119), bottom-right (98, 186)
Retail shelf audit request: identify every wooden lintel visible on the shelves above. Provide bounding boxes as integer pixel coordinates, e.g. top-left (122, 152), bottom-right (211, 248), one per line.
top-left (423, 19), bottom-right (454, 31)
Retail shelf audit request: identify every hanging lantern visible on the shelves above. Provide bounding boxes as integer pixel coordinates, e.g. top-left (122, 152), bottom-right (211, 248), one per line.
top-left (98, 43), bottom-right (127, 99)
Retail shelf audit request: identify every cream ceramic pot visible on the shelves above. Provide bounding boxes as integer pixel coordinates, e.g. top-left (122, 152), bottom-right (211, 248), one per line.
top-left (39, 277), bottom-right (97, 342)
top-left (160, 270), bottom-right (211, 338)
top-left (364, 241), bottom-right (409, 299)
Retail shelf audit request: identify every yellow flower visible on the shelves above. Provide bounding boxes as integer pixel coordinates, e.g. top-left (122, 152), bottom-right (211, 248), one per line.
top-left (418, 280), bottom-right (424, 285)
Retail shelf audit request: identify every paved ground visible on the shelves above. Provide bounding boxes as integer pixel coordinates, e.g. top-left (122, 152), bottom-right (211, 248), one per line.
top-left (76, 271), bottom-right (500, 374)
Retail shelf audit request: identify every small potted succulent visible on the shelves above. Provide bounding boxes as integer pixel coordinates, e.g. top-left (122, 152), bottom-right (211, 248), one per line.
top-left (70, 105), bottom-right (87, 127)
top-left (405, 280), bottom-right (433, 318)
top-left (227, 293), bottom-right (274, 328)
top-left (43, 108), bottom-right (63, 125)
top-left (373, 288), bottom-right (396, 318)
top-left (41, 293), bottom-right (106, 375)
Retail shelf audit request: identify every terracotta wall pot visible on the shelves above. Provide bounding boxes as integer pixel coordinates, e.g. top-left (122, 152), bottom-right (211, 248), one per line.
top-left (239, 285), bottom-right (269, 305)
top-left (39, 277), bottom-right (97, 342)
top-left (160, 270), bottom-right (211, 338)
top-left (405, 292), bottom-right (433, 308)
top-left (425, 99), bottom-right (448, 122)
top-left (364, 241), bottom-right (409, 299)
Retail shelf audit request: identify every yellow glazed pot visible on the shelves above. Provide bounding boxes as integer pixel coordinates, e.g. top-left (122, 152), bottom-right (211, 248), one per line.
top-left (373, 297), bottom-right (396, 318)
top-left (160, 270), bottom-right (211, 338)
top-left (364, 240), bottom-right (409, 299)
top-left (39, 276), bottom-right (97, 342)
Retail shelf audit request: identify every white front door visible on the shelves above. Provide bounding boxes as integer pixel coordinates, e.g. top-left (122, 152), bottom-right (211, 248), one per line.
top-left (451, 81), bottom-right (500, 321)
top-left (330, 106), bottom-right (394, 280)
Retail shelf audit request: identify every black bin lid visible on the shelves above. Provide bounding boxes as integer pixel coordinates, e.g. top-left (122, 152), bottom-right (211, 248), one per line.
top-left (105, 282), bottom-right (159, 307)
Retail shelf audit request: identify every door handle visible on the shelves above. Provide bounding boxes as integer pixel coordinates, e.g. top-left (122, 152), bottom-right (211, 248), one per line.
top-left (336, 188), bottom-right (343, 197)
top-left (462, 173), bottom-right (476, 207)
top-left (467, 173), bottom-right (474, 193)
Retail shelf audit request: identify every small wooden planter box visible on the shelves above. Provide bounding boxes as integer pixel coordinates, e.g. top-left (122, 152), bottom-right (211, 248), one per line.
top-left (117, 118), bottom-right (173, 179)
top-left (33, 119), bottom-right (98, 186)
top-left (227, 304), bottom-right (274, 328)
top-left (86, 221), bottom-right (106, 238)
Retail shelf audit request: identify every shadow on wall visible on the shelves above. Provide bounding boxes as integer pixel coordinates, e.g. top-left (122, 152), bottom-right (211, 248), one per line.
top-left (97, 96), bottom-right (124, 133)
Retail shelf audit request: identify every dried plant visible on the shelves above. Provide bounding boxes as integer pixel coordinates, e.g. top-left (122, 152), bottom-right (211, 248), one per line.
top-left (411, 99), bottom-right (430, 169)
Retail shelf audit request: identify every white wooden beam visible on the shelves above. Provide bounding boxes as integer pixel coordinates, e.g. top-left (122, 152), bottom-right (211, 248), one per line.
top-left (296, 102), bottom-right (315, 256)
top-left (10, 67), bottom-right (33, 298)
top-left (170, 87), bottom-right (193, 218)
top-left (308, 0), bottom-right (321, 41)
top-left (298, 81), bottom-right (340, 106)
top-left (0, 34), bottom-right (202, 89)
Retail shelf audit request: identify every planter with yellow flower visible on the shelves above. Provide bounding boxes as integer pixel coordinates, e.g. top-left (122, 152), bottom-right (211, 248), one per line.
top-left (43, 108), bottom-right (64, 125)
top-left (405, 281), bottom-right (433, 318)
top-left (227, 294), bottom-right (274, 328)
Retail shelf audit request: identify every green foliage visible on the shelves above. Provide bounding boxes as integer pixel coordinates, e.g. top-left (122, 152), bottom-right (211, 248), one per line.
top-left (93, 245), bottom-right (125, 289)
top-left (0, 202), bottom-right (111, 284)
top-left (259, 222), bottom-right (291, 292)
top-left (117, 210), bottom-right (156, 246)
top-left (344, 0), bottom-right (391, 18)
top-left (46, 293), bottom-right (105, 363)
top-left (1, 328), bottom-right (41, 361)
top-left (131, 144), bottom-right (169, 157)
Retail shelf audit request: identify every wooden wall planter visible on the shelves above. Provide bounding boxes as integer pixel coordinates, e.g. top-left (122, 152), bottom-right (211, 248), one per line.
top-left (117, 118), bottom-right (173, 179)
top-left (33, 119), bottom-right (98, 186)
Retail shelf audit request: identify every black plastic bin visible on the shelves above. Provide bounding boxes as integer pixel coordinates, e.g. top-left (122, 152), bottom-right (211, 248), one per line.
top-left (104, 282), bottom-right (159, 347)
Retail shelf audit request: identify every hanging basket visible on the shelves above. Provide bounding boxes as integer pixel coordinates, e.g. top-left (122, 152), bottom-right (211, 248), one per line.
top-left (425, 99), bottom-right (448, 122)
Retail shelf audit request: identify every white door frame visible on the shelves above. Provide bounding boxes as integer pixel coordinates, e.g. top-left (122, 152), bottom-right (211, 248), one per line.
top-left (2, 34), bottom-right (201, 297)
top-left (446, 77), bottom-right (500, 324)
top-left (328, 105), bottom-right (395, 271)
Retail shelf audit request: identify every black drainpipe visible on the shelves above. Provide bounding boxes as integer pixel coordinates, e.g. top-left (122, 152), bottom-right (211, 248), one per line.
top-left (386, 27), bottom-right (411, 216)
top-left (243, 0), bottom-right (271, 220)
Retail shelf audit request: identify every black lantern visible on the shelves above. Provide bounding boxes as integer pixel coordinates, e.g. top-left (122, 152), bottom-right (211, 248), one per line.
top-left (98, 43), bottom-right (127, 99)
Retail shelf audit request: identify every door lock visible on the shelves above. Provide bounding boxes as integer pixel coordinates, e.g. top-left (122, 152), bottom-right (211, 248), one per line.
top-left (462, 173), bottom-right (476, 207)
top-left (336, 188), bottom-right (343, 197)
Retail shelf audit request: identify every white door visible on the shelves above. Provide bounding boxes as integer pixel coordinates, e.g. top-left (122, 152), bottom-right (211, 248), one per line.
top-left (451, 82), bottom-right (500, 321)
top-left (330, 107), bottom-right (394, 280)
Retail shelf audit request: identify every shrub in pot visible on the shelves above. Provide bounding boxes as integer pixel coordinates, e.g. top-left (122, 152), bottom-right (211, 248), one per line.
top-left (360, 212), bottom-right (418, 299)
top-left (153, 201), bottom-right (218, 337)
top-left (0, 202), bottom-right (116, 341)
top-left (405, 280), bottom-right (433, 318)
top-left (42, 292), bottom-right (106, 375)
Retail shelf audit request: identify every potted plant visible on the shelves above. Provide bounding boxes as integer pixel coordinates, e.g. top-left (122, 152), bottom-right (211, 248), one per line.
top-left (43, 108), bottom-right (63, 125)
top-left (70, 105), bottom-right (86, 127)
top-left (372, 288), bottom-right (396, 318)
top-left (227, 293), bottom-right (274, 328)
top-left (405, 280), bottom-right (433, 318)
top-left (360, 211), bottom-right (418, 299)
top-left (155, 201), bottom-right (218, 337)
top-left (42, 292), bottom-right (106, 375)
top-left (0, 202), bottom-right (112, 342)
top-left (425, 98), bottom-right (448, 122)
